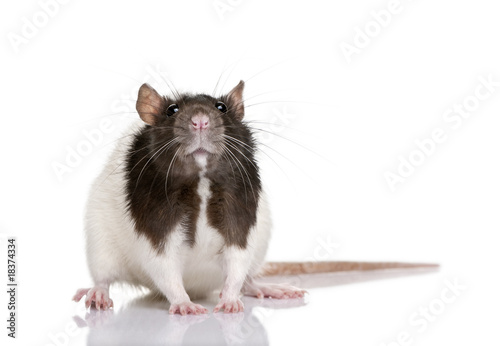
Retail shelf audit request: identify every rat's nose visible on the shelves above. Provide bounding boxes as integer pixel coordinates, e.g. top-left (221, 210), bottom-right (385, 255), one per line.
top-left (191, 114), bottom-right (209, 130)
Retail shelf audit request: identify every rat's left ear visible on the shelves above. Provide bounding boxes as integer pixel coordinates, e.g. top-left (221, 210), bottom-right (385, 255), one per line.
top-left (227, 80), bottom-right (245, 121)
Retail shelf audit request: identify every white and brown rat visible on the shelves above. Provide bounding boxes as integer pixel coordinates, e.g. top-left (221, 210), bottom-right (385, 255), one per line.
top-left (73, 81), bottom-right (437, 315)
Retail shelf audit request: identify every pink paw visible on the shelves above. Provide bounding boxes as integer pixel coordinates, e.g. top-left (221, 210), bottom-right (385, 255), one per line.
top-left (73, 287), bottom-right (114, 310)
top-left (169, 302), bottom-right (208, 315)
top-left (213, 299), bottom-right (244, 313)
top-left (244, 283), bottom-right (307, 299)
top-left (73, 288), bottom-right (90, 302)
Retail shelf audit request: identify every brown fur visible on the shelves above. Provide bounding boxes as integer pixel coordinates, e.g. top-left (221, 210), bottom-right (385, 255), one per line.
top-left (125, 82), bottom-right (261, 251)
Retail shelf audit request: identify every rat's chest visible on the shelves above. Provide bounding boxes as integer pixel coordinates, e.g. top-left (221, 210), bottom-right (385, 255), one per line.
top-left (180, 176), bottom-right (225, 287)
top-left (190, 176), bottom-right (224, 252)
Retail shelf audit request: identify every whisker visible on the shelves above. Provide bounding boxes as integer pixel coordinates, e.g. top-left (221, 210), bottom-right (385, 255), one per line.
top-left (212, 59), bottom-right (244, 97)
top-left (134, 137), bottom-right (179, 190)
top-left (218, 59), bottom-right (245, 98)
top-left (222, 143), bottom-right (249, 202)
top-left (243, 58), bottom-right (294, 85)
top-left (223, 134), bottom-right (294, 185)
top-left (244, 100), bottom-right (320, 108)
top-left (223, 142), bottom-right (256, 203)
top-left (225, 124), bottom-right (333, 165)
top-left (216, 142), bottom-right (237, 183)
top-left (243, 120), bottom-right (306, 134)
top-left (158, 73), bottom-right (183, 101)
top-left (222, 138), bottom-right (258, 171)
top-left (73, 112), bottom-right (138, 126)
top-left (93, 137), bottom-right (159, 191)
top-left (164, 147), bottom-right (181, 204)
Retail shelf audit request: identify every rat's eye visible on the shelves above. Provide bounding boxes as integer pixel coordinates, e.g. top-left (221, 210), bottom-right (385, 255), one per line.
top-left (166, 104), bottom-right (179, 117)
top-left (215, 101), bottom-right (227, 113)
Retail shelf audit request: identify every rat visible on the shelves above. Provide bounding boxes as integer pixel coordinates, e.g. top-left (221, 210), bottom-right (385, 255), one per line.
top-left (73, 81), bottom-right (438, 315)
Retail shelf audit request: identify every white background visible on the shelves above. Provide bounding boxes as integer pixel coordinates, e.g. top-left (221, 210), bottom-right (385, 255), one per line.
top-left (1, 0), bottom-right (499, 345)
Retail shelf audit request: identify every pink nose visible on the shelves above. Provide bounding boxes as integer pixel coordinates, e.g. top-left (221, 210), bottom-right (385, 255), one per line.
top-left (191, 115), bottom-right (209, 130)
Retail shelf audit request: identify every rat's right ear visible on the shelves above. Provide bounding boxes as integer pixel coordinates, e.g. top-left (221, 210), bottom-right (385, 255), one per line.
top-left (136, 84), bottom-right (165, 125)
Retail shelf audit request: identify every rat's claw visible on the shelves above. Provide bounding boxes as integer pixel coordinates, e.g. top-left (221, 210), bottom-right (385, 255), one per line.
top-left (214, 299), bottom-right (244, 313)
top-left (241, 284), bottom-right (264, 299)
top-left (72, 288), bottom-right (90, 302)
top-left (75, 286), bottom-right (113, 311)
top-left (169, 302), bottom-right (208, 315)
top-left (95, 291), bottom-right (103, 310)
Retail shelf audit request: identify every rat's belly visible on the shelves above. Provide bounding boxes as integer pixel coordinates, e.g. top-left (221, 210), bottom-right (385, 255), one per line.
top-left (178, 175), bottom-right (226, 298)
top-left (181, 222), bottom-right (225, 298)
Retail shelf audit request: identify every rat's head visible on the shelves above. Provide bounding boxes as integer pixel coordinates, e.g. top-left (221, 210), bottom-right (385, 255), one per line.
top-left (136, 81), bottom-right (252, 171)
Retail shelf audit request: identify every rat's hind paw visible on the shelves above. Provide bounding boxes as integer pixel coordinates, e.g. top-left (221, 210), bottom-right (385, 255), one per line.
top-left (73, 287), bottom-right (114, 310)
top-left (72, 288), bottom-right (90, 302)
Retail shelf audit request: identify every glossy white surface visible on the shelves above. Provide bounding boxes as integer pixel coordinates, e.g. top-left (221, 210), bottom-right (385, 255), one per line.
top-left (23, 267), bottom-right (492, 346)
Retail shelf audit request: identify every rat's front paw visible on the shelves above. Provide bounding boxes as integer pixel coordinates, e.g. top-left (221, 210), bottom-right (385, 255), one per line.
top-left (213, 298), bottom-right (244, 313)
top-left (169, 301), bottom-right (208, 315)
top-left (73, 287), bottom-right (114, 310)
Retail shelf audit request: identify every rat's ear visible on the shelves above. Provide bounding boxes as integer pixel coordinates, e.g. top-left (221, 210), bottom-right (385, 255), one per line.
top-left (136, 83), bottom-right (165, 125)
top-left (227, 80), bottom-right (245, 120)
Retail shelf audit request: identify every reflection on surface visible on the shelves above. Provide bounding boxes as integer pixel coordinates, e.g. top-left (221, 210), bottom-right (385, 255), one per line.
top-left (73, 268), bottom-right (438, 346)
top-left (75, 294), bottom-right (305, 346)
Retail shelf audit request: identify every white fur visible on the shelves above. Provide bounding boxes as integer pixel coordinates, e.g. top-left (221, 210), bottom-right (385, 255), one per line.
top-left (220, 246), bottom-right (253, 300)
top-left (84, 121), bottom-right (272, 301)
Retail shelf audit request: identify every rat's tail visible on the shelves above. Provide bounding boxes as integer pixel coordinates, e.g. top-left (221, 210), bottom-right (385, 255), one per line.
top-left (260, 261), bottom-right (439, 276)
